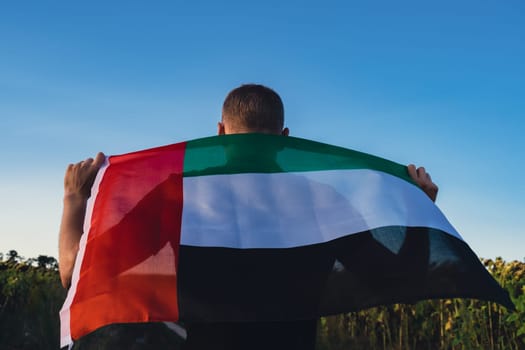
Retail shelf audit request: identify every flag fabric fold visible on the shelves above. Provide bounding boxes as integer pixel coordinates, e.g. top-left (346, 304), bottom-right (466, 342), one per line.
top-left (60, 134), bottom-right (513, 347)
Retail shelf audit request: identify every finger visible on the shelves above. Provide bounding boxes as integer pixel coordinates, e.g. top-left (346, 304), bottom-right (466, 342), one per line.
top-left (83, 158), bottom-right (94, 167)
top-left (407, 164), bottom-right (417, 180)
top-left (64, 164), bottom-right (74, 186)
top-left (416, 166), bottom-right (426, 179)
top-left (419, 168), bottom-right (432, 187)
top-left (72, 162), bottom-right (83, 171)
top-left (93, 152), bottom-right (105, 167)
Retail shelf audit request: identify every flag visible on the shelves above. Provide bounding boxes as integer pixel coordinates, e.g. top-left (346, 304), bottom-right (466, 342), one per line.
top-left (60, 134), bottom-right (513, 347)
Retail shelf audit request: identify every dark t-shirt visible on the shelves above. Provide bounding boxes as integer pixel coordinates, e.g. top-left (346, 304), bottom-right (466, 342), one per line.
top-left (68, 320), bottom-right (317, 350)
top-left (183, 320), bottom-right (317, 350)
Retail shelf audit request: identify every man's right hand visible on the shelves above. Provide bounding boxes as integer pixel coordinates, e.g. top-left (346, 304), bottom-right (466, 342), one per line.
top-left (64, 152), bottom-right (106, 199)
top-left (59, 152), bottom-right (105, 288)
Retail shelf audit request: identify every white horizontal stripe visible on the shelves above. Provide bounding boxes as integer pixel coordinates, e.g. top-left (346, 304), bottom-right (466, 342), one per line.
top-left (180, 169), bottom-right (460, 249)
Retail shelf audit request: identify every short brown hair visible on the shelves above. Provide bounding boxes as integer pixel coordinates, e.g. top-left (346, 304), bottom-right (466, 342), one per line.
top-left (222, 84), bottom-right (284, 133)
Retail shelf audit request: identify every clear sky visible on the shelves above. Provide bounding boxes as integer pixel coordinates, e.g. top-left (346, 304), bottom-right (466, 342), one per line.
top-left (1, 1), bottom-right (523, 261)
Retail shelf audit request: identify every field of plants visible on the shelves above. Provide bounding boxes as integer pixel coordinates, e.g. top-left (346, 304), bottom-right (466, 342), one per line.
top-left (1, 250), bottom-right (523, 350)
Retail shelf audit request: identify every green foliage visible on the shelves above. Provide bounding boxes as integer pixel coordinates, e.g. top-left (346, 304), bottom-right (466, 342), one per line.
top-left (0, 251), bottom-right (65, 350)
top-left (0, 253), bottom-right (523, 350)
top-left (317, 257), bottom-right (525, 350)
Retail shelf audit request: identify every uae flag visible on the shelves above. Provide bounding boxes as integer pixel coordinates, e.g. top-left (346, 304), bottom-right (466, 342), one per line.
top-left (60, 134), bottom-right (513, 347)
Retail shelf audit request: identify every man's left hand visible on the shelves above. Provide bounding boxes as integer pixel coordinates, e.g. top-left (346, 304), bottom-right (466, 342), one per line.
top-left (407, 164), bottom-right (438, 202)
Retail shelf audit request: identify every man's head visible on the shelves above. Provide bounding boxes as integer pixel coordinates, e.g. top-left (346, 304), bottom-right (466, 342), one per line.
top-left (218, 84), bottom-right (289, 136)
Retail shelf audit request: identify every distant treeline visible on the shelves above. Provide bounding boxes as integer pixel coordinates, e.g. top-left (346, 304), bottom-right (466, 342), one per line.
top-left (0, 250), bottom-right (65, 350)
top-left (1, 250), bottom-right (524, 350)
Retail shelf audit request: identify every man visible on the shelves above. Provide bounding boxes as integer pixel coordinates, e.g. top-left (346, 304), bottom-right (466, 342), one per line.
top-left (59, 84), bottom-right (438, 349)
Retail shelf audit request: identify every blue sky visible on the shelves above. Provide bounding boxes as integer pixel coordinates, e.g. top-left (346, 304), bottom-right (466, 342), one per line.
top-left (1, 1), bottom-right (523, 261)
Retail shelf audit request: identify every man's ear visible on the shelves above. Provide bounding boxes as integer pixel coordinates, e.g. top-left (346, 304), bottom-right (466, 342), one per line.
top-left (218, 122), bottom-right (226, 135)
top-left (281, 127), bottom-right (289, 136)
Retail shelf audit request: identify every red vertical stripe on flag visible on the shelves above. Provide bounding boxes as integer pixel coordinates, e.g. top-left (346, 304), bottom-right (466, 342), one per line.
top-left (70, 142), bottom-right (186, 340)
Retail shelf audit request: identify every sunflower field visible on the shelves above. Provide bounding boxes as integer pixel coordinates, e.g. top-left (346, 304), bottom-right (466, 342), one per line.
top-left (1, 251), bottom-right (523, 350)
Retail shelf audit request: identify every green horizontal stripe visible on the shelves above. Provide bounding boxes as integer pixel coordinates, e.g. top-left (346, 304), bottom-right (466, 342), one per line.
top-left (184, 134), bottom-right (413, 184)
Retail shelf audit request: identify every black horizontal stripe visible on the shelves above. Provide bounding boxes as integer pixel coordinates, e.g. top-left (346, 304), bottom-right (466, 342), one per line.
top-left (177, 227), bottom-right (513, 322)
